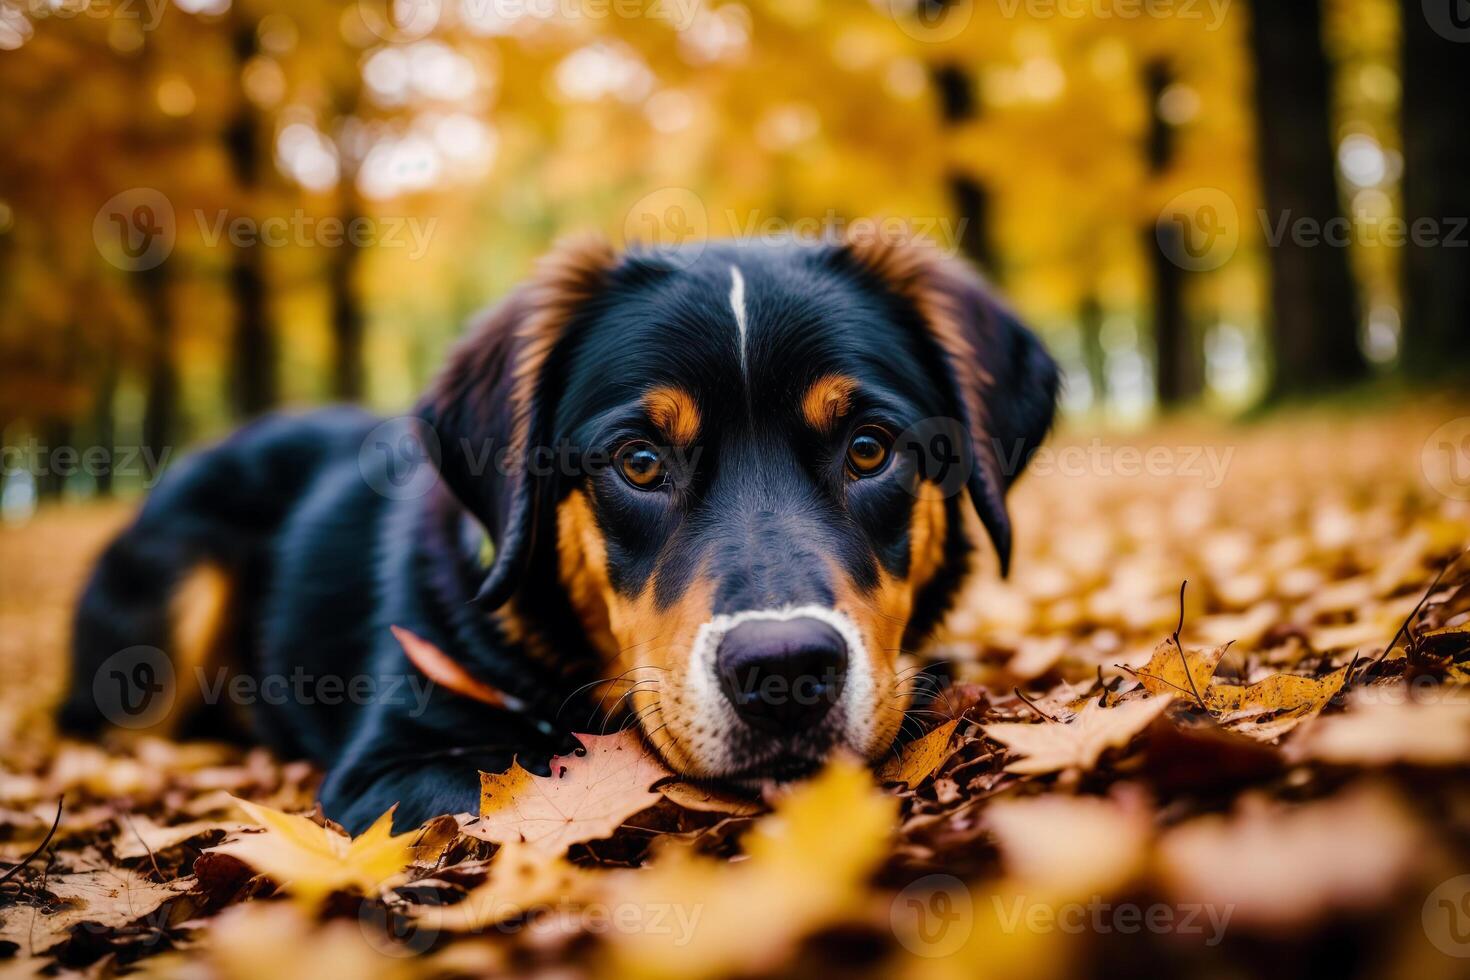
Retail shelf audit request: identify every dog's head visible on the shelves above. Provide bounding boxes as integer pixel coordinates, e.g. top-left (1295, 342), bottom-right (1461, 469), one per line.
top-left (419, 234), bottom-right (1057, 782)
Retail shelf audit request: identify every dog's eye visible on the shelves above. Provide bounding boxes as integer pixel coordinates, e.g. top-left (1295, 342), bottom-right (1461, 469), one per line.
top-left (617, 442), bottom-right (667, 489)
top-left (846, 426), bottom-right (892, 477)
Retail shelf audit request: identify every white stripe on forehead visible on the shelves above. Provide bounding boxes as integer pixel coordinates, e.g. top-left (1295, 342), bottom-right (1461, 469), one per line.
top-left (728, 264), bottom-right (748, 377)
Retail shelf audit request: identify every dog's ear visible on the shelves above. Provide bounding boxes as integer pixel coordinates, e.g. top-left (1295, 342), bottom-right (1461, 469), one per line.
top-left (841, 237), bottom-right (1059, 577)
top-left (415, 236), bottom-right (615, 608)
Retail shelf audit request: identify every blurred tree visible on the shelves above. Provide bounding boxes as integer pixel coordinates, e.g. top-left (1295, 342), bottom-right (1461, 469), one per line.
top-left (224, 6), bottom-right (277, 418)
top-left (1398, 0), bottom-right (1470, 376)
top-left (1247, 0), bottom-right (1367, 398)
top-left (1143, 58), bottom-right (1200, 407)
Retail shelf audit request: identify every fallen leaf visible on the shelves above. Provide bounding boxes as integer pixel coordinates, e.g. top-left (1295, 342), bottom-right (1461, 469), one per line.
top-left (174, 900), bottom-right (414, 980)
top-left (986, 789), bottom-right (1152, 897)
top-left (1132, 640), bottom-right (1228, 702)
top-left (984, 696), bottom-right (1174, 775)
top-left (878, 719), bottom-right (961, 788)
top-left (1156, 784), bottom-right (1423, 930)
top-left (0, 868), bottom-right (193, 957)
top-left (113, 815), bottom-right (243, 860)
top-left (206, 798), bottom-right (417, 906)
top-left (604, 757), bottom-right (894, 980)
top-left (1288, 688), bottom-right (1470, 766)
top-left (1205, 665), bottom-right (1349, 741)
top-left (413, 841), bottom-right (592, 933)
top-left (657, 781), bottom-right (765, 817)
top-left (467, 730), bottom-right (670, 855)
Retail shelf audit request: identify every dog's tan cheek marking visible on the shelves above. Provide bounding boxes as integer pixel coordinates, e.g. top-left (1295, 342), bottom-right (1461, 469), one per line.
top-left (556, 489), bottom-right (714, 772)
top-left (642, 386), bottom-right (701, 447)
top-left (801, 374), bottom-right (858, 435)
top-left (832, 482), bottom-right (948, 752)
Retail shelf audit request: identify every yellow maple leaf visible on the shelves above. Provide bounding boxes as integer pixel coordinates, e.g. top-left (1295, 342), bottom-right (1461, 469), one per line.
top-left (1205, 665), bottom-right (1350, 741)
top-left (208, 798), bottom-right (418, 907)
top-left (984, 696), bottom-right (1174, 775)
top-left (1131, 639), bottom-right (1229, 702)
top-left (604, 757), bottom-right (895, 980)
top-left (467, 729), bottom-right (671, 855)
top-left (412, 840), bottom-right (592, 933)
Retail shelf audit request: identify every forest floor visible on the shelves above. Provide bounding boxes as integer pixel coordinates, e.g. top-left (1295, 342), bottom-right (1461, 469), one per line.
top-left (3, 398), bottom-right (1470, 980)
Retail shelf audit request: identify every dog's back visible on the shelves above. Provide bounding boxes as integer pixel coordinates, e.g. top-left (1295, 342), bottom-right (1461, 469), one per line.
top-left (60, 407), bottom-right (380, 743)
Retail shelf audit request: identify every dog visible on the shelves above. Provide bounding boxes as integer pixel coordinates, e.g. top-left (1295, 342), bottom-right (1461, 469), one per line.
top-left (61, 234), bottom-right (1058, 832)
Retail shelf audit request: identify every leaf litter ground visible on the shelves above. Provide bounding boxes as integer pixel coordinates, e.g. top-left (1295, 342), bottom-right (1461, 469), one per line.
top-left (3, 402), bottom-right (1470, 979)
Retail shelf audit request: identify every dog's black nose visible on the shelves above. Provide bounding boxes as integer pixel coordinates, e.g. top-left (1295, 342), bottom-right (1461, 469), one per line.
top-left (715, 617), bottom-right (848, 732)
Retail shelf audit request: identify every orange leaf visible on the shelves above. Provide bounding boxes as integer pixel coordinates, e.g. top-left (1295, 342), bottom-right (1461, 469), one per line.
top-left (466, 729), bottom-right (671, 855)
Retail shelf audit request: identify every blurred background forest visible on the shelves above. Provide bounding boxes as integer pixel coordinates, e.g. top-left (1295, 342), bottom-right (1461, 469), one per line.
top-left (1, 0), bottom-right (1467, 513)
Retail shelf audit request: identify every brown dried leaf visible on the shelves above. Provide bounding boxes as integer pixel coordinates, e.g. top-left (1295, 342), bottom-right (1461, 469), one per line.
top-left (877, 719), bottom-right (961, 789)
top-left (0, 868), bottom-right (193, 957)
top-left (983, 696), bottom-right (1174, 775)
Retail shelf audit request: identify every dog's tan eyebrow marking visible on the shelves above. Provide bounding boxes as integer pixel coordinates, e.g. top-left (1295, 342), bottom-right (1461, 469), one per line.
top-left (801, 374), bottom-right (859, 435)
top-left (643, 386), bottom-right (702, 445)
top-left (728, 264), bottom-right (748, 377)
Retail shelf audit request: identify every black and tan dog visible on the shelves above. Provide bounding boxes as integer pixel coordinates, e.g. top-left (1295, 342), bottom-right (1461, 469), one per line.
top-left (61, 234), bottom-right (1058, 831)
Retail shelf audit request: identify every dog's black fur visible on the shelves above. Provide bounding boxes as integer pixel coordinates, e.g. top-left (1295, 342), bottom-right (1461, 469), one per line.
top-left (62, 238), bottom-right (1057, 832)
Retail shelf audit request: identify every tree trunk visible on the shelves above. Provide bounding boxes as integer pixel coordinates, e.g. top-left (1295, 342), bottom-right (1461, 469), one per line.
top-left (90, 354), bottom-right (118, 498)
top-left (1142, 59), bottom-right (1201, 408)
top-left (139, 263), bottom-right (177, 473)
top-left (1079, 294), bottom-right (1107, 410)
top-left (929, 57), bottom-right (998, 275)
top-left (328, 200), bottom-right (366, 402)
top-left (1398, 0), bottom-right (1470, 376)
top-left (1247, 0), bottom-right (1367, 398)
top-left (224, 19), bottom-right (276, 419)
